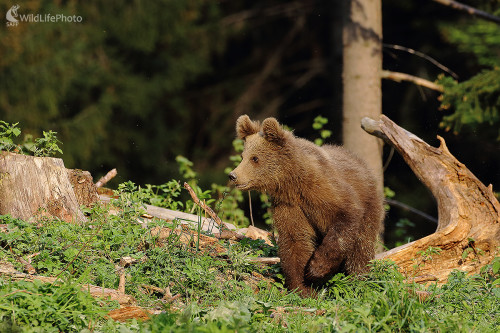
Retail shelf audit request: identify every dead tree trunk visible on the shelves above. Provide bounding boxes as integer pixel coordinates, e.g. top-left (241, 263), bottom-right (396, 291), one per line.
top-left (362, 115), bottom-right (500, 283)
top-left (0, 152), bottom-right (95, 223)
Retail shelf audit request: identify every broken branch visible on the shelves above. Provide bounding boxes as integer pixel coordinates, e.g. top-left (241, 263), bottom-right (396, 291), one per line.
top-left (383, 44), bottom-right (458, 79)
top-left (381, 70), bottom-right (443, 92)
top-left (95, 168), bottom-right (117, 188)
top-left (183, 182), bottom-right (233, 234)
top-left (431, 0), bottom-right (500, 25)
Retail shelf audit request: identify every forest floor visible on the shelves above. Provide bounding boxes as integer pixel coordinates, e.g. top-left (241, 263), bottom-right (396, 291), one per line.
top-left (0, 190), bottom-right (499, 332)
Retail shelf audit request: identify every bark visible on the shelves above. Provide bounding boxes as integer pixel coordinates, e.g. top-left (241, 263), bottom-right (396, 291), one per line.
top-left (0, 152), bottom-right (87, 223)
top-left (342, 0), bottom-right (384, 190)
top-left (362, 115), bottom-right (500, 283)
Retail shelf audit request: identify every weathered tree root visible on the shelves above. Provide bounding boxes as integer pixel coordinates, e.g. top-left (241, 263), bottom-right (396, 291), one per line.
top-left (363, 115), bottom-right (500, 283)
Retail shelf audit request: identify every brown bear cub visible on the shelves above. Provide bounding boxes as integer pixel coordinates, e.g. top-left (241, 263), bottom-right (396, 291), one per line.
top-left (229, 115), bottom-right (384, 297)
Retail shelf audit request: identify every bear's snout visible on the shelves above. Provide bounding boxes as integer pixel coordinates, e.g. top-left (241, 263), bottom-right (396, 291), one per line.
top-left (228, 172), bottom-right (237, 182)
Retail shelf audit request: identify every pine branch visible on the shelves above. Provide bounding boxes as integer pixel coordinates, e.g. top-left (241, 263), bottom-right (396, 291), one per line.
top-left (382, 70), bottom-right (443, 92)
top-left (431, 0), bottom-right (500, 25)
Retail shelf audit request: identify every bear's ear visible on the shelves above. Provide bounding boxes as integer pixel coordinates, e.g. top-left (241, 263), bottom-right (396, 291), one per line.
top-left (236, 115), bottom-right (260, 140)
top-left (262, 117), bottom-right (286, 146)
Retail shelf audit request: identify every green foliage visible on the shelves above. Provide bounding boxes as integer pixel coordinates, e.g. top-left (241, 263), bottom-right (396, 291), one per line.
top-left (383, 187), bottom-right (416, 247)
top-left (383, 186), bottom-right (395, 211)
top-left (312, 115), bottom-right (332, 146)
top-left (1, 205), bottom-right (500, 332)
top-left (139, 181), bottom-right (184, 211)
top-left (32, 130), bottom-right (63, 157)
top-left (112, 181), bottom-right (148, 219)
top-left (176, 155), bottom-right (198, 181)
top-left (440, 11), bottom-right (500, 68)
top-left (134, 258), bottom-right (500, 332)
top-left (417, 246), bottom-right (442, 261)
top-left (211, 182), bottom-right (249, 227)
top-left (438, 6), bottom-right (500, 139)
top-left (0, 120), bottom-right (21, 152)
top-left (428, 268), bottom-right (500, 329)
top-left (0, 278), bottom-right (109, 332)
top-left (392, 218), bottom-right (415, 246)
top-left (438, 70), bottom-right (500, 139)
top-left (0, 1), bottom-right (226, 177)
top-left (0, 121), bottom-right (63, 156)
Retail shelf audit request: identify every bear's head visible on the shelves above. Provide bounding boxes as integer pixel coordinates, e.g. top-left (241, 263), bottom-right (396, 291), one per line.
top-left (228, 115), bottom-right (291, 194)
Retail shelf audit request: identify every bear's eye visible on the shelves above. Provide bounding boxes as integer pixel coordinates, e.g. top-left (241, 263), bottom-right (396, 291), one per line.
top-left (251, 156), bottom-right (259, 163)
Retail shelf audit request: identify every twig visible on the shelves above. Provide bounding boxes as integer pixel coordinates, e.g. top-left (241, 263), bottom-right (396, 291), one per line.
top-left (118, 271), bottom-right (126, 294)
top-left (141, 284), bottom-right (166, 294)
top-left (249, 257), bottom-right (281, 264)
top-left (382, 70), bottom-right (443, 92)
top-left (386, 199), bottom-right (438, 224)
top-left (431, 0), bottom-right (500, 25)
top-left (248, 192), bottom-right (255, 227)
top-left (164, 294), bottom-right (181, 304)
top-left (183, 182), bottom-right (233, 233)
top-left (52, 223), bottom-right (103, 284)
top-left (95, 168), bottom-right (117, 188)
top-left (8, 246), bottom-right (37, 275)
top-left (383, 146), bottom-right (395, 172)
top-left (17, 257), bottom-right (36, 275)
top-left (213, 230), bottom-right (242, 240)
top-left (0, 289), bottom-right (41, 298)
top-left (383, 44), bottom-right (458, 79)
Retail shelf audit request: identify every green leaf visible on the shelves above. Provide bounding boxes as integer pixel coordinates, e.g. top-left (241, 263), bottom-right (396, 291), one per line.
top-left (493, 259), bottom-right (500, 274)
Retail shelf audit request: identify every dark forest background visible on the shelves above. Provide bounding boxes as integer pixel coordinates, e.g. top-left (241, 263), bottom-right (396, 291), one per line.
top-left (1, 0), bottom-right (499, 247)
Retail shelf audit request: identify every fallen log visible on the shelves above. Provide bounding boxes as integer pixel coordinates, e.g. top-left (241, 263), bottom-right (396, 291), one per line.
top-left (362, 115), bottom-right (500, 283)
top-left (99, 195), bottom-right (238, 234)
top-left (0, 263), bottom-right (135, 306)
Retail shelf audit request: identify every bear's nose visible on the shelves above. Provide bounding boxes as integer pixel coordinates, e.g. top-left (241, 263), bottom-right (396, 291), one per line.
top-left (228, 172), bottom-right (237, 182)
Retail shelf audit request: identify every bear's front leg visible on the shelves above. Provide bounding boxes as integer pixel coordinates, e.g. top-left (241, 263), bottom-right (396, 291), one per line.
top-left (273, 205), bottom-right (316, 297)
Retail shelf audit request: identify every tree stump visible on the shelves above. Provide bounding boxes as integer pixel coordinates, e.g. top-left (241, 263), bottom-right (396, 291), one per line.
top-left (362, 115), bottom-right (500, 283)
top-left (66, 169), bottom-right (99, 208)
top-left (0, 152), bottom-right (89, 223)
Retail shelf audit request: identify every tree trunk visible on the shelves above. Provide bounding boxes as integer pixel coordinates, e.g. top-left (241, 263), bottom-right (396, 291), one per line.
top-left (342, 0), bottom-right (384, 190)
top-left (0, 152), bottom-right (90, 223)
top-left (362, 115), bottom-right (500, 283)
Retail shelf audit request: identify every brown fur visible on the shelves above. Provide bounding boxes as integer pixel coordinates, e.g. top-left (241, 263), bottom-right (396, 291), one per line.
top-left (229, 115), bottom-right (384, 297)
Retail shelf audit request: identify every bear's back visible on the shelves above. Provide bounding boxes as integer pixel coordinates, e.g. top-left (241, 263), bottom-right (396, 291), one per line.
top-left (293, 138), bottom-right (377, 191)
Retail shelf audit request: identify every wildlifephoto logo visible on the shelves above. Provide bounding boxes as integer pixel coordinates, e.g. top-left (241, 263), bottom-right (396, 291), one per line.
top-left (5, 4), bottom-right (19, 26)
top-left (6, 4), bottom-right (83, 27)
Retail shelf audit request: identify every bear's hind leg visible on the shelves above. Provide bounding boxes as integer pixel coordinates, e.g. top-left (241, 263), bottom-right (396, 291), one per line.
top-left (304, 228), bottom-right (347, 283)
